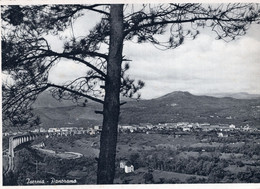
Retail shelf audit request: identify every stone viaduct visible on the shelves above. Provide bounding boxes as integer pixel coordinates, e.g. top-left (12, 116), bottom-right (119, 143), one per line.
top-left (7, 133), bottom-right (47, 172)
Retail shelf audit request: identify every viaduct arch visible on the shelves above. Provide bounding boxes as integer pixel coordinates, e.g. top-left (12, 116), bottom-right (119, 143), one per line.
top-left (7, 133), bottom-right (47, 173)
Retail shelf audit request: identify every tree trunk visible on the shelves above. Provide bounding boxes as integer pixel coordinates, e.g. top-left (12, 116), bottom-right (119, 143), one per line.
top-left (97, 4), bottom-right (124, 184)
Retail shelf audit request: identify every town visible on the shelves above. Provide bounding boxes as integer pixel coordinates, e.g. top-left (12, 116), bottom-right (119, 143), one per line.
top-left (3, 122), bottom-right (258, 138)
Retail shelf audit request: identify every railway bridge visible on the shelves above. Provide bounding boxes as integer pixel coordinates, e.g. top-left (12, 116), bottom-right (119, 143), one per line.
top-left (7, 133), bottom-right (47, 172)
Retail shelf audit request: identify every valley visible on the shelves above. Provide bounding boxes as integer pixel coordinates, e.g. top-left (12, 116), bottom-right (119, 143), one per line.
top-left (3, 91), bottom-right (260, 185)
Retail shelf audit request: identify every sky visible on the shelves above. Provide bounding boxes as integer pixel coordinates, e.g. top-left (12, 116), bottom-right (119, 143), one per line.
top-left (38, 6), bottom-right (260, 99)
top-left (124, 25), bottom-right (260, 99)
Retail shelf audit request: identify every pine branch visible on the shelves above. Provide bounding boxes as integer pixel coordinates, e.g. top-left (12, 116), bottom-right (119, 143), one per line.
top-left (47, 83), bottom-right (104, 104)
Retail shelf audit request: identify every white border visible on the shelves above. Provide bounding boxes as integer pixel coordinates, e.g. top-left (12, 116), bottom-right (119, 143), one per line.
top-left (1, 0), bottom-right (260, 189)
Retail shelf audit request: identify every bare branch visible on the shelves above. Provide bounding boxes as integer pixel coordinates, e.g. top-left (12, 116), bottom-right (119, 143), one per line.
top-left (80, 5), bottom-right (110, 16)
top-left (47, 83), bottom-right (104, 104)
top-left (120, 101), bottom-right (127, 106)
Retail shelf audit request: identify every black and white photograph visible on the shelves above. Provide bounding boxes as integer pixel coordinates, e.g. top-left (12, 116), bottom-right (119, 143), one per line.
top-left (1, 2), bottom-right (260, 187)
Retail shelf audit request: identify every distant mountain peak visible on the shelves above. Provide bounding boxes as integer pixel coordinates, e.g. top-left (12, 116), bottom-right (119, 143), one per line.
top-left (156, 91), bottom-right (193, 100)
top-left (171, 91), bottom-right (191, 95)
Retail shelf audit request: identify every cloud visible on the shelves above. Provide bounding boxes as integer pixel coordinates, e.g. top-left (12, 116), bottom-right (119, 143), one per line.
top-left (123, 28), bottom-right (260, 99)
top-left (48, 60), bottom-right (88, 84)
top-left (46, 12), bottom-right (260, 99)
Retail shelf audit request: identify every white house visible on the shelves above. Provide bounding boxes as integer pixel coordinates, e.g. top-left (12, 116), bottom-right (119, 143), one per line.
top-left (87, 128), bottom-right (96, 135)
top-left (124, 164), bottom-right (134, 173)
top-left (31, 128), bottom-right (40, 133)
top-left (119, 125), bottom-right (135, 130)
top-left (94, 125), bottom-right (102, 131)
top-left (243, 125), bottom-right (250, 131)
top-left (119, 160), bottom-right (134, 173)
top-left (130, 129), bottom-right (135, 133)
top-left (48, 128), bottom-right (60, 133)
top-left (39, 128), bottom-right (47, 133)
top-left (119, 160), bottom-right (127, 169)
top-left (60, 127), bottom-right (69, 136)
top-left (146, 125), bottom-right (154, 130)
top-left (182, 127), bottom-right (191, 132)
top-left (217, 132), bottom-right (228, 138)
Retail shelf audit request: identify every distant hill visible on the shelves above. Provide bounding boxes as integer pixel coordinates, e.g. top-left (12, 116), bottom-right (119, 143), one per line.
top-left (29, 91), bottom-right (260, 129)
top-left (32, 91), bottom-right (81, 108)
top-left (201, 92), bottom-right (260, 99)
top-left (32, 90), bottom-right (134, 108)
top-left (119, 91), bottom-right (260, 126)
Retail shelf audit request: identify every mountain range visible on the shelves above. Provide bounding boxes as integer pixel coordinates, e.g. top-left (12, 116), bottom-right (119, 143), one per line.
top-left (199, 92), bottom-right (260, 100)
top-left (31, 91), bottom-right (260, 129)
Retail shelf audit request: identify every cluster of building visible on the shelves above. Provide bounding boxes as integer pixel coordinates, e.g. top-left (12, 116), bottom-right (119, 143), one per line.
top-left (3, 125), bottom-right (103, 137)
top-left (118, 122), bottom-right (257, 134)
